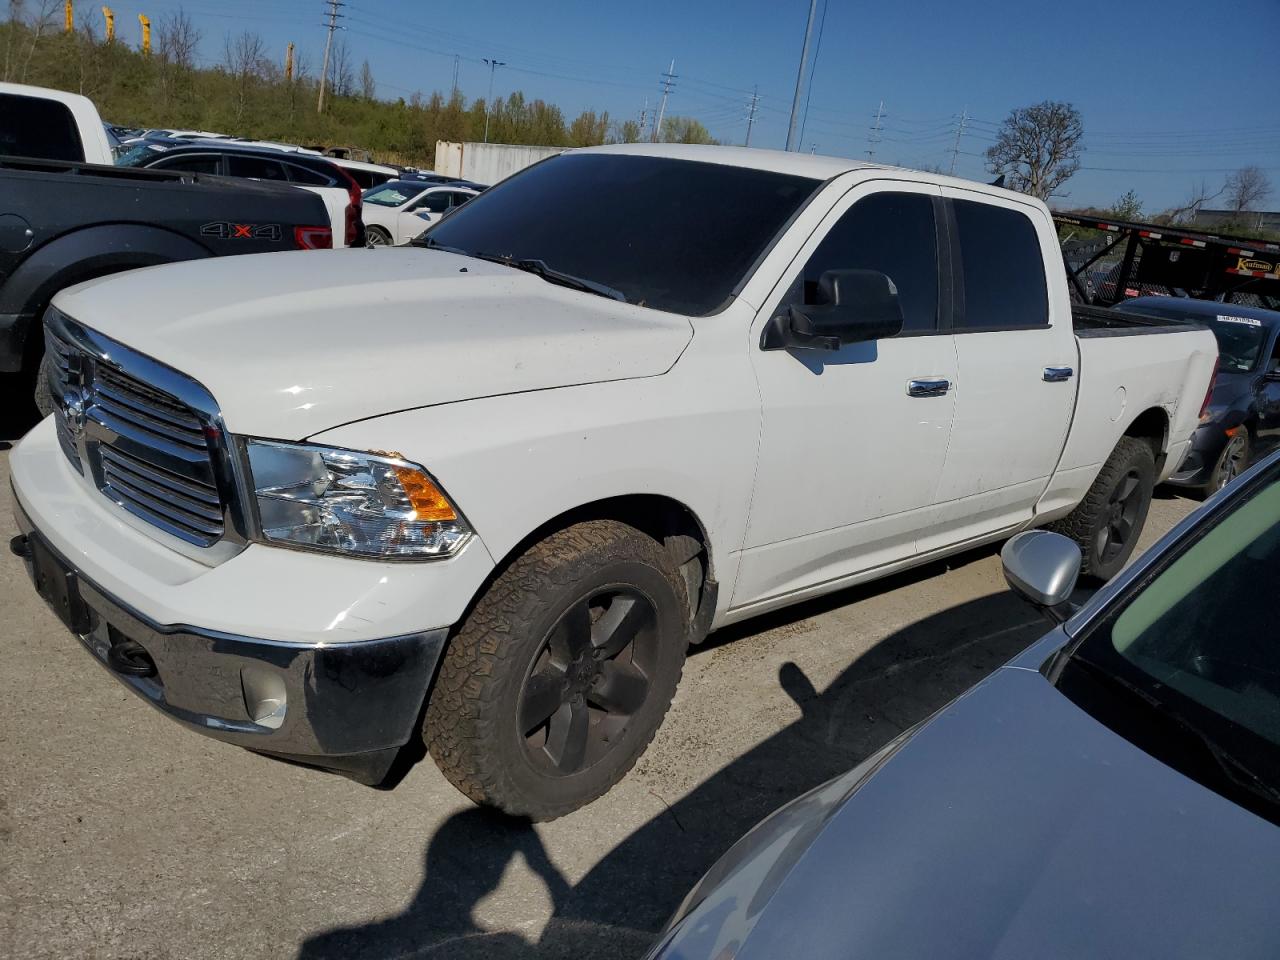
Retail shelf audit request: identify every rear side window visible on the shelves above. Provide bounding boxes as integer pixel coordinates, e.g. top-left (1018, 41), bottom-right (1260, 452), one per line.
top-left (341, 167), bottom-right (377, 189)
top-left (151, 154), bottom-right (221, 174)
top-left (0, 93), bottom-right (84, 161)
top-left (286, 163), bottom-right (335, 186)
top-left (794, 191), bottom-right (939, 334)
top-left (227, 155), bottom-right (289, 181)
top-left (952, 199), bottom-right (1049, 331)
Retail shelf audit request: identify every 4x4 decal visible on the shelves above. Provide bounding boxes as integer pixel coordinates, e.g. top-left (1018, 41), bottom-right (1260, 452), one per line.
top-left (200, 222), bottom-right (283, 241)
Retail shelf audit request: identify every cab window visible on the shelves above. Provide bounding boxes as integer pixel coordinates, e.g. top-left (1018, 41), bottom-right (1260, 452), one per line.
top-left (789, 191), bottom-right (940, 334)
top-left (951, 199), bottom-right (1049, 331)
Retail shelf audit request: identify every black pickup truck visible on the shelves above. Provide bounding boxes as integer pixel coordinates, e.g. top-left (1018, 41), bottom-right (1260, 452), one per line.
top-left (0, 157), bottom-right (333, 415)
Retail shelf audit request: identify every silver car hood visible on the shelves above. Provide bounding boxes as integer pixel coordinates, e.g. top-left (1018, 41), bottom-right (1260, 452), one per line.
top-left (693, 665), bottom-right (1280, 960)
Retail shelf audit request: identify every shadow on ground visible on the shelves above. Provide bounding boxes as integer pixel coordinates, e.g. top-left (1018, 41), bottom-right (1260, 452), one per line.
top-left (297, 573), bottom-right (1050, 960)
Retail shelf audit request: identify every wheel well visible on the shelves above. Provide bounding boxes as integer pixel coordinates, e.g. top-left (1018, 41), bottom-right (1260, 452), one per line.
top-left (1124, 407), bottom-right (1169, 467)
top-left (492, 494), bottom-right (713, 636)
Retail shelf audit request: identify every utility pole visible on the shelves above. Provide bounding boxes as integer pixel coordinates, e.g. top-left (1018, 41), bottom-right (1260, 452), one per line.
top-left (637, 98), bottom-right (649, 141)
top-left (866, 100), bottom-right (885, 160)
top-left (652, 59), bottom-right (676, 143)
top-left (285, 42), bottom-right (295, 82)
top-left (744, 85), bottom-right (759, 147)
top-left (482, 58), bottom-right (505, 143)
top-left (64, 0), bottom-right (72, 33)
top-left (137, 12), bottom-right (149, 54)
top-left (948, 106), bottom-right (968, 176)
top-left (451, 55), bottom-right (459, 96)
top-left (317, 0), bottom-right (344, 114)
top-left (785, 0), bottom-right (818, 151)
top-left (101, 5), bottom-right (114, 42)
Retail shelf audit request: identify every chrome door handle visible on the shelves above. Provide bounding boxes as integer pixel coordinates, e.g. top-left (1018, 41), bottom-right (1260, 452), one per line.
top-left (1043, 366), bottom-right (1074, 382)
top-left (907, 378), bottom-right (951, 398)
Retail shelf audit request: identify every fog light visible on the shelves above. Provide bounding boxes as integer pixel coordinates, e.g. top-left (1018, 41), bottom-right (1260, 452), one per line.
top-left (241, 666), bottom-right (287, 729)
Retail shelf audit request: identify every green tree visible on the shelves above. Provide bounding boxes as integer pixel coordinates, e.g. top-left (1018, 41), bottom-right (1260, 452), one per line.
top-left (1109, 189), bottom-right (1142, 221)
top-left (660, 115), bottom-right (716, 144)
top-left (568, 109), bottom-right (609, 146)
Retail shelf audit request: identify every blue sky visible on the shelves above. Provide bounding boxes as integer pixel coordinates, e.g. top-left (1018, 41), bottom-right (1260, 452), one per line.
top-left (97, 0), bottom-right (1279, 211)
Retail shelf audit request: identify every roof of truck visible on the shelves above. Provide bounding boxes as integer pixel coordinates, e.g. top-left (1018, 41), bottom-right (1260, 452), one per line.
top-left (573, 143), bottom-right (1039, 208)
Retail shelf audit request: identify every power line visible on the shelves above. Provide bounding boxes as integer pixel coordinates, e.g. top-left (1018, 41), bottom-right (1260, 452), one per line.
top-left (316, 0), bottom-right (344, 114)
top-left (482, 57), bottom-right (506, 143)
top-left (652, 59), bottom-right (676, 143)
top-left (785, 0), bottom-right (819, 151)
top-left (745, 85), bottom-right (760, 147)
top-left (867, 100), bottom-right (885, 160)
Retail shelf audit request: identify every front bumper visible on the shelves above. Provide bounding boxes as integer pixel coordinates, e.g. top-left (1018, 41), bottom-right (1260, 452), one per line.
top-left (13, 504), bottom-right (446, 783)
top-left (8, 418), bottom-right (497, 783)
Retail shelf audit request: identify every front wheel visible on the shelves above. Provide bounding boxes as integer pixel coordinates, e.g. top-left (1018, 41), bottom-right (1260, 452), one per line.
top-left (424, 520), bottom-right (690, 820)
top-left (1048, 436), bottom-right (1155, 582)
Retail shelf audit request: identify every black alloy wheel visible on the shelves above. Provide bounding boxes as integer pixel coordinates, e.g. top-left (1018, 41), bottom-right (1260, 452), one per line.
top-left (1095, 467), bottom-right (1144, 566)
top-left (518, 586), bottom-right (659, 776)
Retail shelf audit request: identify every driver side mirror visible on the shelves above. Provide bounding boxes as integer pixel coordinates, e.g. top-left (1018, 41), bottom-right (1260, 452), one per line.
top-left (1001, 530), bottom-right (1082, 624)
top-left (1265, 358), bottom-right (1280, 381)
top-left (761, 269), bottom-right (905, 351)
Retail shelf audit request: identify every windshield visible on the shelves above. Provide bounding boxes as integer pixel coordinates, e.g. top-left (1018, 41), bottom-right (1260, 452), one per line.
top-left (1119, 301), bottom-right (1269, 372)
top-left (364, 182), bottom-right (422, 207)
top-left (1063, 467), bottom-right (1280, 816)
top-left (422, 153), bottom-right (820, 315)
top-left (116, 142), bottom-right (168, 167)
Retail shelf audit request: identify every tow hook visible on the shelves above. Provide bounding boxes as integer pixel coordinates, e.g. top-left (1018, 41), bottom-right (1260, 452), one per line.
top-left (9, 534), bottom-right (30, 559)
top-left (107, 639), bottom-right (158, 678)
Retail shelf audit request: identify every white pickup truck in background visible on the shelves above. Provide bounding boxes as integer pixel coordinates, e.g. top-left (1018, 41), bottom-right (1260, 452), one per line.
top-left (9, 144), bottom-right (1217, 819)
top-left (0, 81), bottom-right (115, 164)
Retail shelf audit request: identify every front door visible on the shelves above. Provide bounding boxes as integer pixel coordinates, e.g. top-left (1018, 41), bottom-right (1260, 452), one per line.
top-left (732, 181), bottom-right (957, 611)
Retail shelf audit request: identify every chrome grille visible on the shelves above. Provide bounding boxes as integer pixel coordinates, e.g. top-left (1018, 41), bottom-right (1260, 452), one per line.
top-left (44, 328), bottom-right (81, 470)
top-left (44, 312), bottom-right (229, 548)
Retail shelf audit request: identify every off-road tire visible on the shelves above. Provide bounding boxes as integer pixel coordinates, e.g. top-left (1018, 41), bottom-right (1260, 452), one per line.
top-left (1048, 435), bottom-right (1155, 583)
top-left (424, 520), bottom-right (690, 820)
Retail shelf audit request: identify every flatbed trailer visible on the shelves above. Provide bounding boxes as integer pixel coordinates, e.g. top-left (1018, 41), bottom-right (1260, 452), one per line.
top-left (1055, 212), bottom-right (1280, 310)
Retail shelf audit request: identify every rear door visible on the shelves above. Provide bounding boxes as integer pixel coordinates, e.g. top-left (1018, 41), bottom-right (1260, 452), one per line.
top-left (733, 180), bottom-right (958, 609)
top-left (919, 188), bottom-right (1077, 551)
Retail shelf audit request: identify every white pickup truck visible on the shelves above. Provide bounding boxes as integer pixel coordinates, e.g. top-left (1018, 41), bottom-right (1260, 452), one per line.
top-left (9, 145), bottom-right (1217, 819)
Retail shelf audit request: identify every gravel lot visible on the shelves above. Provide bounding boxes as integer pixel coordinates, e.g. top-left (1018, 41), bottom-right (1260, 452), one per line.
top-left (0, 430), bottom-right (1197, 960)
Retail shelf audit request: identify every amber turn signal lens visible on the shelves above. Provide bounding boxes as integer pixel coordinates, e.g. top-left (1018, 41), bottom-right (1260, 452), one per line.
top-left (391, 466), bottom-right (457, 522)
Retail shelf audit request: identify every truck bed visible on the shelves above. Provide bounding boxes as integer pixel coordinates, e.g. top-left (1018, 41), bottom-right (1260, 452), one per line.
top-left (1072, 303), bottom-right (1206, 338)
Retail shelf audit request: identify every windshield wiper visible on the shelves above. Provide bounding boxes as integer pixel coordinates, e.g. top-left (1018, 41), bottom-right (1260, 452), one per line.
top-left (415, 242), bottom-right (626, 302)
top-left (1070, 655), bottom-right (1280, 810)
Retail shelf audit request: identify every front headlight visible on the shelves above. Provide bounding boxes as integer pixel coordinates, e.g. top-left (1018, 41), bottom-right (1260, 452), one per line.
top-left (245, 440), bottom-right (470, 559)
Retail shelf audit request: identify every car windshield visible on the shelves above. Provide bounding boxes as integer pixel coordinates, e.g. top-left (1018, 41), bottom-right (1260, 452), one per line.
top-left (116, 143), bottom-right (168, 167)
top-left (1064, 466), bottom-right (1280, 816)
top-left (364, 183), bottom-right (422, 207)
top-left (1119, 301), bottom-right (1269, 372)
top-left (422, 153), bottom-right (820, 315)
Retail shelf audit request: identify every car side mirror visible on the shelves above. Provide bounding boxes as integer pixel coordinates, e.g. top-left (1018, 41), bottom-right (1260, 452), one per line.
top-left (761, 269), bottom-right (905, 351)
top-left (1265, 359), bottom-right (1280, 380)
top-left (1001, 530), bottom-right (1082, 624)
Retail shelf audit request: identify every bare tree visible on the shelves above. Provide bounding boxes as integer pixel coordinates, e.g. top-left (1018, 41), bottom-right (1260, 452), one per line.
top-left (358, 59), bottom-right (375, 100)
top-left (1225, 166), bottom-right (1272, 215)
top-left (985, 100), bottom-right (1084, 201)
top-left (155, 10), bottom-right (201, 109)
top-left (326, 35), bottom-right (353, 98)
top-left (1161, 178), bottom-right (1224, 225)
top-left (223, 30), bottom-right (267, 126)
top-left (15, 0), bottom-right (59, 82)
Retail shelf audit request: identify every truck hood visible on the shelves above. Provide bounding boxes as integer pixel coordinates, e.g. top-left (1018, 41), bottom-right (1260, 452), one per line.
top-left (671, 665), bottom-right (1280, 960)
top-left (54, 249), bottom-right (693, 438)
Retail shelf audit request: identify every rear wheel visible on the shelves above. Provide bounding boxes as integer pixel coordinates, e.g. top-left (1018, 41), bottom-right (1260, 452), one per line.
top-left (365, 226), bottom-right (392, 248)
top-left (1048, 436), bottom-right (1155, 582)
top-left (424, 520), bottom-right (690, 820)
top-left (1205, 430), bottom-right (1249, 496)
